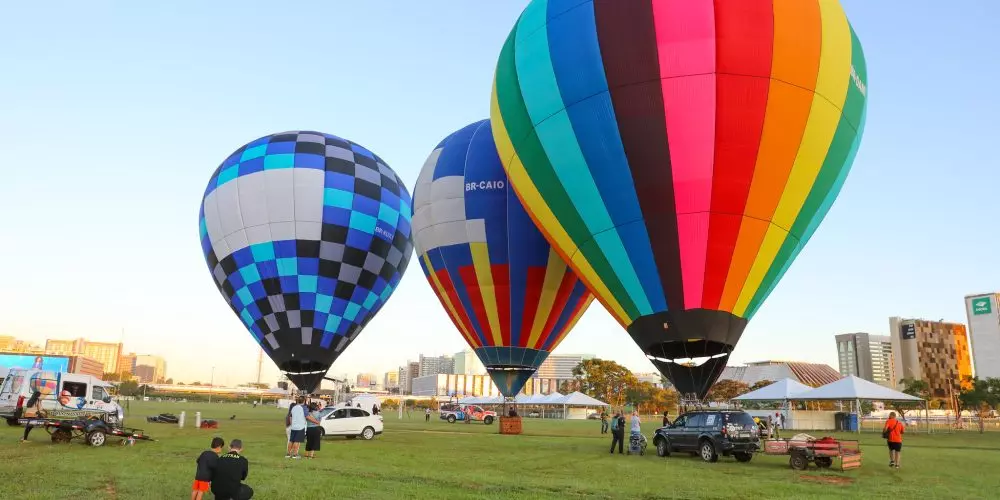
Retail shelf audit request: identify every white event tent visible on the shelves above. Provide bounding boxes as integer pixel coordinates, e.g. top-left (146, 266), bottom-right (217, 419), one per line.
top-left (792, 376), bottom-right (927, 434)
top-left (457, 391), bottom-right (608, 419)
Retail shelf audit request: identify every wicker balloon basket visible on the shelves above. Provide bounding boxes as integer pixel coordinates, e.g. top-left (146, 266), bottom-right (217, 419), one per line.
top-left (499, 416), bottom-right (522, 435)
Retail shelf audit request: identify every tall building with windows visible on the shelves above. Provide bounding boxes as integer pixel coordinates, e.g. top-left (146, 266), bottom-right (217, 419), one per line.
top-left (383, 371), bottom-right (399, 391)
top-left (965, 293), bottom-right (1000, 379)
top-left (355, 373), bottom-right (376, 389)
top-left (418, 354), bottom-right (454, 377)
top-left (835, 333), bottom-right (894, 387)
top-left (117, 353), bottom-right (137, 377)
top-left (536, 354), bottom-right (594, 379)
top-left (399, 361), bottom-right (420, 394)
top-left (453, 349), bottom-right (486, 375)
top-left (45, 338), bottom-right (123, 374)
top-left (889, 317), bottom-right (973, 398)
top-left (134, 355), bottom-right (167, 383)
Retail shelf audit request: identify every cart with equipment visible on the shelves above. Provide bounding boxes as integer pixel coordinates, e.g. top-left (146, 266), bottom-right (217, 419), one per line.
top-left (762, 436), bottom-right (862, 471)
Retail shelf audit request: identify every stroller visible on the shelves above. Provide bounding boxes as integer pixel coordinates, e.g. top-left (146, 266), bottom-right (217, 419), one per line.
top-left (627, 432), bottom-right (647, 456)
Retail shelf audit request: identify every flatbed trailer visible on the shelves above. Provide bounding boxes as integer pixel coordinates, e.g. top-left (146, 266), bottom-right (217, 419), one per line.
top-left (762, 438), bottom-right (862, 471)
top-left (19, 415), bottom-right (154, 447)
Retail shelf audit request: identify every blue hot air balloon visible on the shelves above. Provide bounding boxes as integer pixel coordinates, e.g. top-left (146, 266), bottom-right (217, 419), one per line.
top-left (199, 131), bottom-right (413, 392)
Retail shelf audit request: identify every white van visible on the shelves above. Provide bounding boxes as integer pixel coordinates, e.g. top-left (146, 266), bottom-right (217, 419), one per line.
top-left (0, 368), bottom-right (116, 425)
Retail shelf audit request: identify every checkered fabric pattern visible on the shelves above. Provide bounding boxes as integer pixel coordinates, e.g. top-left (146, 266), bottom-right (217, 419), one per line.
top-left (199, 131), bottom-right (413, 391)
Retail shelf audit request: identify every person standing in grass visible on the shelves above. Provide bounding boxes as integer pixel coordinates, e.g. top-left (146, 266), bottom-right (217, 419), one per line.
top-left (884, 412), bottom-right (905, 469)
top-left (286, 398), bottom-right (307, 459)
top-left (609, 411), bottom-right (625, 454)
top-left (600, 411), bottom-right (609, 434)
top-left (304, 402), bottom-right (323, 459)
top-left (191, 437), bottom-right (224, 500)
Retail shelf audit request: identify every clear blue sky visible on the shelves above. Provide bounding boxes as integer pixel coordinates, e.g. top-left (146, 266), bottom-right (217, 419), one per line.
top-left (1, 1), bottom-right (997, 386)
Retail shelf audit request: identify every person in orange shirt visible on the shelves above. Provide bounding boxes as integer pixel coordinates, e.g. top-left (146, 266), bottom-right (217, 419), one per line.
top-left (883, 412), bottom-right (905, 469)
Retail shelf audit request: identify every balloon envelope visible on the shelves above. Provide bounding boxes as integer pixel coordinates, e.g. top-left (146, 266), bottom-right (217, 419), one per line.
top-left (199, 131), bottom-right (413, 393)
top-left (491, 0), bottom-right (867, 398)
top-left (411, 120), bottom-right (593, 397)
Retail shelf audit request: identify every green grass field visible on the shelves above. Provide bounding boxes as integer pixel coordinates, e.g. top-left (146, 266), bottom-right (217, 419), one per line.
top-left (1, 401), bottom-right (998, 499)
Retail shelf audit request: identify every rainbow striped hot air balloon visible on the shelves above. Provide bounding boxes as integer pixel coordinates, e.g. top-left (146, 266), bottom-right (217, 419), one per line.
top-left (411, 120), bottom-right (593, 397)
top-left (490, 0), bottom-right (867, 398)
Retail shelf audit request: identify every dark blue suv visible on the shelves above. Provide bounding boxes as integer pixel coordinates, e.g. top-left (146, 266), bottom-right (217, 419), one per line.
top-left (653, 410), bottom-right (760, 463)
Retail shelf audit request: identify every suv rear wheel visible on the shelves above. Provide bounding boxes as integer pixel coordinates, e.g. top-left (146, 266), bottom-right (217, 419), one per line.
top-left (447, 414), bottom-right (456, 423)
top-left (699, 439), bottom-right (719, 463)
top-left (734, 451), bottom-right (753, 463)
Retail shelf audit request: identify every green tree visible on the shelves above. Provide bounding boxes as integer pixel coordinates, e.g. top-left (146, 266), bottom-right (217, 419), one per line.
top-left (705, 379), bottom-right (751, 402)
top-left (959, 377), bottom-right (1000, 434)
top-left (896, 378), bottom-right (930, 417)
top-left (115, 380), bottom-right (139, 397)
top-left (571, 359), bottom-right (637, 408)
top-left (749, 379), bottom-right (775, 392)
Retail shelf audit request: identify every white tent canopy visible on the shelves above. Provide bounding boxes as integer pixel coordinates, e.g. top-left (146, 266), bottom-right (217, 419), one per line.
top-left (732, 378), bottom-right (812, 401)
top-left (794, 375), bottom-right (923, 402)
top-left (455, 391), bottom-right (606, 406)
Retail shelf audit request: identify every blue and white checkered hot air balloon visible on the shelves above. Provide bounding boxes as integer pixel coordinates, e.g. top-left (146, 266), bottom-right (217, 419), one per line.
top-left (199, 131), bottom-right (413, 393)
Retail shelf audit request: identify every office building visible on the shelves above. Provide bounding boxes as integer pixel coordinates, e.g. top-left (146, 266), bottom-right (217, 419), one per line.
top-left (383, 371), bottom-right (399, 391)
top-left (537, 354), bottom-right (594, 380)
top-left (356, 373), bottom-right (376, 389)
top-left (135, 354), bottom-right (167, 383)
top-left (0, 336), bottom-right (44, 354)
top-left (411, 373), bottom-right (503, 397)
top-left (399, 361), bottom-right (420, 394)
top-left (966, 293), bottom-right (1000, 379)
top-left (889, 317), bottom-right (973, 398)
top-left (835, 333), bottom-right (895, 387)
top-left (418, 354), bottom-right (454, 377)
top-left (721, 360), bottom-right (842, 387)
top-left (45, 338), bottom-right (123, 374)
top-left (453, 349), bottom-right (486, 375)
top-left (118, 353), bottom-right (137, 377)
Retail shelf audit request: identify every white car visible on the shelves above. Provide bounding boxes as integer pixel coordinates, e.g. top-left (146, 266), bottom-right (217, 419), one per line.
top-left (319, 407), bottom-right (383, 440)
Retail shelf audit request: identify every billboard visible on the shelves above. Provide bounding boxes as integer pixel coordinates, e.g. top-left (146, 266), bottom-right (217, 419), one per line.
top-left (967, 294), bottom-right (1000, 379)
top-left (0, 354), bottom-right (70, 372)
top-left (900, 323), bottom-right (916, 340)
top-left (972, 296), bottom-right (993, 315)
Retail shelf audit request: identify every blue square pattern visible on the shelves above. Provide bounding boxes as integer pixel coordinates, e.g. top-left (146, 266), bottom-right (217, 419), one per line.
top-left (276, 258), bottom-right (297, 276)
top-left (377, 203), bottom-right (400, 225)
top-left (232, 247), bottom-right (254, 268)
top-left (325, 171), bottom-right (355, 191)
top-left (251, 242), bottom-right (275, 262)
top-left (315, 294), bottom-right (333, 313)
top-left (256, 260), bottom-right (279, 281)
top-left (324, 315), bottom-right (341, 332)
top-left (279, 276), bottom-right (299, 292)
top-left (324, 188), bottom-right (354, 209)
top-left (217, 166), bottom-right (239, 185)
top-left (264, 154), bottom-right (295, 170)
top-left (228, 271), bottom-right (246, 291)
top-left (274, 241), bottom-right (297, 259)
top-left (238, 157), bottom-right (265, 176)
top-left (363, 292), bottom-right (378, 309)
top-left (352, 194), bottom-right (379, 216)
top-left (295, 153), bottom-right (325, 170)
top-left (241, 144), bottom-right (268, 161)
top-left (236, 287), bottom-right (254, 307)
top-left (330, 297), bottom-right (349, 316)
top-left (266, 141), bottom-right (295, 155)
top-left (247, 282), bottom-right (267, 300)
top-left (239, 265), bottom-right (261, 285)
top-left (299, 292), bottom-right (316, 310)
top-left (322, 206), bottom-right (351, 226)
top-left (320, 332), bottom-right (335, 349)
top-left (316, 277), bottom-right (336, 296)
top-left (344, 302), bottom-right (361, 322)
top-left (346, 228), bottom-right (373, 250)
top-left (298, 258), bottom-right (320, 277)
top-left (299, 275), bottom-right (318, 293)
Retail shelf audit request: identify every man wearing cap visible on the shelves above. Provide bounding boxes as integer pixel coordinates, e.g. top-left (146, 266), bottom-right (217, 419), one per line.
top-left (211, 439), bottom-right (253, 499)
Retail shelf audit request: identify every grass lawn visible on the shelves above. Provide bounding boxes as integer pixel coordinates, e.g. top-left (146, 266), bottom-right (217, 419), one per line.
top-left (1, 401), bottom-right (998, 499)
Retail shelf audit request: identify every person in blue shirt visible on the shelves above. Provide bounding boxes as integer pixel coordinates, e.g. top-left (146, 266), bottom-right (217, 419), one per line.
top-left (285, 398), bottom-right (307, 459)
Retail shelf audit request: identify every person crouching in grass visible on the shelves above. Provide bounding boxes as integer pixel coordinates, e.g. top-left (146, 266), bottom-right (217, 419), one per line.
top-left (192, 437), bottom-right (224, 500)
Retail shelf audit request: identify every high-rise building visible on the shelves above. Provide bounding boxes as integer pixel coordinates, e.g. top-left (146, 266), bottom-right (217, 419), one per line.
top-left (383, 371), bottom-right (399, 391)
top-left (453, 349), bottom-right (486, 375)
top-left (134, 355), bottom-right (167, 383)
top-left (0, 336), bottom-right (43, 354)
top-left (536, 354), bottom-right (594, 380)
top-left (418, 354), bottom-right (455, 377)
top-left (117, 353), bottom-right (137, 377)
top-left (889, 317), bottom-right (973, 398)
top-left (965, 293), bottom-right (1000, 379)
top-left (46, 338), bottom-right (123, 374)
top-left (355, 373), bottom-right (376, 389)
top-left (835, 333), bottom-right (894, 387)
top-left (399, 361), bottom-right (420, 394)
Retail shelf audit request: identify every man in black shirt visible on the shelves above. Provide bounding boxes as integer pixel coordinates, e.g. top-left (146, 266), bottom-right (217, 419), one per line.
top-left (211, 439), bottom-right (253, 500)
